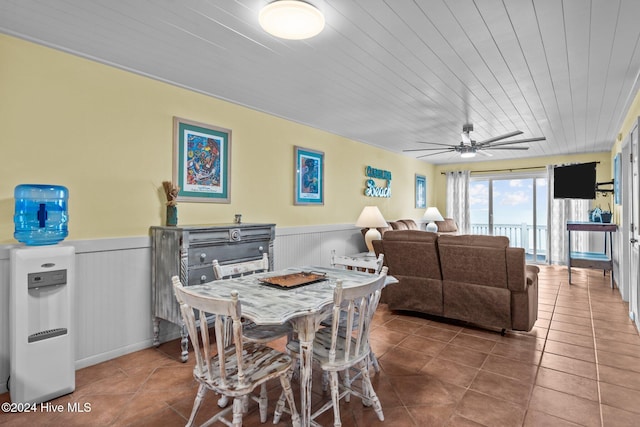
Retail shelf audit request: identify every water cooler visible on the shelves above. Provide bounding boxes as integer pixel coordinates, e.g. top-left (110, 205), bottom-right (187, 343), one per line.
top-left (10, 184), bottom-right (75, 404)
top-left (10, 246), bottom-right (75, 403)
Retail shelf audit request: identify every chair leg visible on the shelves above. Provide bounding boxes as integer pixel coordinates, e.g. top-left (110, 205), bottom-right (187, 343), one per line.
top-left (232, 397), bottom-right (244, 427)
top-left (186, 384), bottom-right (207, 427)
top-left (274, 371), bottom-right (301, 426)
top-left (370, 349), bottom-right (381, 373)
top-left (258, 383), bottom-right (268, 423)
top-left (343, 369), bottom-right (352, 403)
top-left (359, 362), bottom-right (384, 422)
top-left (329, 371), bottom-right (342, 427)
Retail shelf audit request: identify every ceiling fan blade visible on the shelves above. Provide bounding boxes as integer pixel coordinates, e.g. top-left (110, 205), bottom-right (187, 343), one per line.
top-left (403, 147), bottom-right (456, 152)
top-left (484, 136), bottom-right (545, 148)
top-left (416, 149), bottom-right (456, 158)
top-left (415, 141), bottom-right (458, 147)
top-left (478, 150), bottom-right (493, 157)
top-left (483, 146), bottom-right (530, 150)
top-left (476, 130), bottom-right (523, 145)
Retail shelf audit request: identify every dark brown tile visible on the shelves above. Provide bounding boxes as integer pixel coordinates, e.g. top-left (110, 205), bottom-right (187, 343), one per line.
top-left (378, 346), bottom-right (432, 375)
top-left (601, 404), bottom-right (639, 427)
top-left (599, 382), bottom-right (640, 414)
top-left (482, 354), bottom-right (538, 383)
top-left (383, 318), bottom-right (425, 334)
top-left (437, 344), bottom-right (489, 369)
top-left (420, 357), bottom-right (479, 388)
top-left (598, 364), bottom-right (640, 392)
top-left (534, 367), bottom-right (599, 401)
top-left (455, 390), bottom-right (525, 426)
top-left (389, 374), bottom-right (466, 407)
top-left (543, 340), bottom-right (596, 363)
top-left (539, 353), bottom-right (597, 379)
top-left (528, 386), bottom-right (600, 427)
top-left (414, 325), bottom-right (459, 343)
top-left (397, 334), bottom-right (447, 356)
top-left (469, 370), bottom-right (532, 406)
top-left (523, 409), bottom-right (583, 426)
top-left (449, 333), bottom-right (496, 353)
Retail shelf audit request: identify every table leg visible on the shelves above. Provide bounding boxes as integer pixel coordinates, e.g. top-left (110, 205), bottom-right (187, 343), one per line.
top-left (294, 315), bottom-right (316, 427)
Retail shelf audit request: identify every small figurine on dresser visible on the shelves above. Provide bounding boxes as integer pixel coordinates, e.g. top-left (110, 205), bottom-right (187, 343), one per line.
top-left (162, 181), bottom-right (179, 226)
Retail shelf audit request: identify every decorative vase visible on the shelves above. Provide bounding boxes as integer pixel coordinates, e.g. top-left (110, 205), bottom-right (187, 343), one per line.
top-left (166, 205), bottom-right (178, 226)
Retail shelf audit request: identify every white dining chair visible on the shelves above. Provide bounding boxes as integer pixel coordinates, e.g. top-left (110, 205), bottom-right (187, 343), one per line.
top-left (212, 253), bottom-right (293, 344)
top-left (282, 273), bottom-right (386, 427)
top-left (330, 250), bottom-right (384, 274)
top-left (327, 250), bottom-right (384, 375)
top-left (172, 276), bottom-right (300, 427)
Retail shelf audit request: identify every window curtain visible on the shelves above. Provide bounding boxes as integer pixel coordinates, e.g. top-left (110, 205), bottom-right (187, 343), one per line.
top-left (546, 165), bottom-right (589, 264)
top-left (446, 170), bottom-right (471, 234)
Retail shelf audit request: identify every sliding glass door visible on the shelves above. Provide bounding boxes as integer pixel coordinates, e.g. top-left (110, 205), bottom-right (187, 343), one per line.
top-left (469, 173), bottom-right (547, 263)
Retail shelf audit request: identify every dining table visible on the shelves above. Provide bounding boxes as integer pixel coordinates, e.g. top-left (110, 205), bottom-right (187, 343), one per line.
top-left (183, 265), bottom-right (397, 427)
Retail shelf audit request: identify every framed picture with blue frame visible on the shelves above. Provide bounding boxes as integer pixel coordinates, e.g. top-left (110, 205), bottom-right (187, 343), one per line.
top-left (415, 174), bottom-right (426, 209)
top-left (294, 146), bottom-right (324, 205)
top-left (173, 117), bottom-right (231, 203)
top-left (614, 152), bottom-right (621, 205)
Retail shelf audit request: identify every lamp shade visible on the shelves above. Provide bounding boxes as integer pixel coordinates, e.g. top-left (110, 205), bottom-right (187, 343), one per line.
top-left (355, 206), bottom-right (387, 228)
top-left (259, 1), bottom-right (325, 40)
top-left (355, 206), bottom-right (387, 254)
top-left (423, 207), bottom-right (444, 222)
top-left (423, 207), bottom-right (444, 233)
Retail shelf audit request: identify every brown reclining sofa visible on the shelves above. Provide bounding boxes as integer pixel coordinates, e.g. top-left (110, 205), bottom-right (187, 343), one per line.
top-left (372, 230), bottom-right (539, 333)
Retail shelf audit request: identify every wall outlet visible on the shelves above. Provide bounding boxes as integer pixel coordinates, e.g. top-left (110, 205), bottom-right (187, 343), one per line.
top-left (630, 311), bottom-right (635, 321)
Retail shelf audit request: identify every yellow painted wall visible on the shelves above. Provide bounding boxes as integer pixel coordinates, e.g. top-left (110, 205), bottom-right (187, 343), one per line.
top-left (0, 35), bottom-right (434, 244)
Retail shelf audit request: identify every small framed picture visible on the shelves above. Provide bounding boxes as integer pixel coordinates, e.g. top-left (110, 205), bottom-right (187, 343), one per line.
top-left (415, 174), bottom-right (426, 209)
top-left (173, 117), bottom-right (231, 203)
top-left (294, 146), bottom-right (324, 205)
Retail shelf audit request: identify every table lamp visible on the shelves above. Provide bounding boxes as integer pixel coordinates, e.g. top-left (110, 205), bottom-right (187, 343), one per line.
top-left (424, 207), bottom-right (444, 232)
top-left (355, 206), bottom-right (387, 254)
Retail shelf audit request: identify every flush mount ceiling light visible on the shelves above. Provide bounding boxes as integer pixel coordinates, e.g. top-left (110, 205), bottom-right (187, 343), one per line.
top-left (259, 1), bottom-right (325, 40)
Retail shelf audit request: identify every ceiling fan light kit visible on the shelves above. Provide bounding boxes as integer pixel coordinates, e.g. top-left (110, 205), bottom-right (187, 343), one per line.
top-left (259, 1), bottom-right (325, 40)
top-left (405, 123), bottom-right (546, 159)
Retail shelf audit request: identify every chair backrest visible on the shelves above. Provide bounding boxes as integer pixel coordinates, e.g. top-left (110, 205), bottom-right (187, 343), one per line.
top-left (330, 250), bottom-right (384, 274)
top-left (327, 272), bottom-right (387, 366)
top-left (212, 253), bottom-right (269, 279)
top-left (172, 276), bottom-right (247, 389)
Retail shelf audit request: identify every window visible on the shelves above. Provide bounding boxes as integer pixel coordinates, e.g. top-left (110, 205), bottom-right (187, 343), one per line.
top-left (469, 172), bottom-right (547, 263)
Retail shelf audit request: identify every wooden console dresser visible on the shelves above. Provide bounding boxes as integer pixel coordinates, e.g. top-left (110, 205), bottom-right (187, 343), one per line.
top-left (150, 223), bottom-right (275, 361)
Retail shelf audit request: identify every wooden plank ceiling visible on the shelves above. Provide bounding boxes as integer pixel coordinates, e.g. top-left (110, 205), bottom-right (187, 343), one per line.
top-left (2, 0), bottom-right (640, 164)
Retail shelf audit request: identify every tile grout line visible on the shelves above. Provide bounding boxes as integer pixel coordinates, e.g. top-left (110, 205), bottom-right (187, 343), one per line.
top-left (587, 273), bottom-right (605, 427)
top-left (520, 278), bottom-right (559, 426)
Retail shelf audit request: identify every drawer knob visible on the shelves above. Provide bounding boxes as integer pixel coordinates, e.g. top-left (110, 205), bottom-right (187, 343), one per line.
top-left (200, 253), bottom-right (206, 262)
top-left (200, 275), bottom-right (207, 283)
top-left (258, 246), bottom-right (264, 252)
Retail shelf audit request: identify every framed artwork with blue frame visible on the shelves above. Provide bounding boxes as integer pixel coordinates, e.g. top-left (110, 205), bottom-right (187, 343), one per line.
top-left (614, 152), bottom-right (621, 205)
top-left (294, 146), bottom-right (324, 205)
top-left (173, 117), bottom-right (231, 203)
top-left (415, 174), bottom-right (426, 209)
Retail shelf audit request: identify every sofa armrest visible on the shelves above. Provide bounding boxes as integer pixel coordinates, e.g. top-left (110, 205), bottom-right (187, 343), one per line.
top-left (525, 265), bottom-right (540, 286)
top-left (506, 247), bottom-right (528, 292)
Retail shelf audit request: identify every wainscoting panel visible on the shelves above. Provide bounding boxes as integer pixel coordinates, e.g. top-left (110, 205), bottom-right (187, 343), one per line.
top-left (0, 224), bottom-right (366, 394)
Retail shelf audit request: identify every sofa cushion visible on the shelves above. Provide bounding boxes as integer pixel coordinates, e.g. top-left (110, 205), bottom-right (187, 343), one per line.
top-left (438, 234), bottom-right (509, 248)
top-left (382, 231), bottom-right (441, 280)
top-left (397, 219), bottom-right (419, 230)
top-left (437, 234), bottom-right (509, 289)
top-left (435, 218), bottom-right (458, 233)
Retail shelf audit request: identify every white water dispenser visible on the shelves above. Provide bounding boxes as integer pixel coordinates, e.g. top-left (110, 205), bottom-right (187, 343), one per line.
top-left (10, 245), bottom-right (75, 403)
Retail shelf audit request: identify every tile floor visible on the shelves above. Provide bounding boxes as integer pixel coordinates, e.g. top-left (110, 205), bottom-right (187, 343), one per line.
top-left (2, 265), bottom-right (640, 426)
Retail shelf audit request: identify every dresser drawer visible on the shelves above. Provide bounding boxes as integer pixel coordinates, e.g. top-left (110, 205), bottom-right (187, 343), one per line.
top-left (187, 266), bottom-right (216, 285)
top-left (188, 239), bottom-right (269, 266)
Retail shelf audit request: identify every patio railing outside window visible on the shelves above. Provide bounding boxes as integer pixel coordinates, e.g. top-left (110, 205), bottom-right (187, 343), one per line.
top-left (470, 223), bottom-right (547, 262)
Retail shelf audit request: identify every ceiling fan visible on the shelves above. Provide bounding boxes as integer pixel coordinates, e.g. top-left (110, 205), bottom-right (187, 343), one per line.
top-left (404, 124), bottom-right (546, 158)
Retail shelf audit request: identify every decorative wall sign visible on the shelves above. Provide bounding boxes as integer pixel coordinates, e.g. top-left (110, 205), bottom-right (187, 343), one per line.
top-left (614, 152), bottom-right (621, 205)
top-left (415, 174), bottom-right (426, 208)
top-left (173, 117), bottom-right (231, 203)
top-left (364, 166), bottom-right (391, 198)
top-left (294, 146), bottom-right (324, 205)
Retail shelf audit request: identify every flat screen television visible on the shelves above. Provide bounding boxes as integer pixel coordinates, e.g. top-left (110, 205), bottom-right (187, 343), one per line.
top-left (553, 162), bottom-right (597, 199)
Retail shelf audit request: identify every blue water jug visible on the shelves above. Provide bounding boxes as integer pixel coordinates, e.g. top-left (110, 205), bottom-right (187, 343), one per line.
top-left (14, 184), bottom-right (69, 246)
